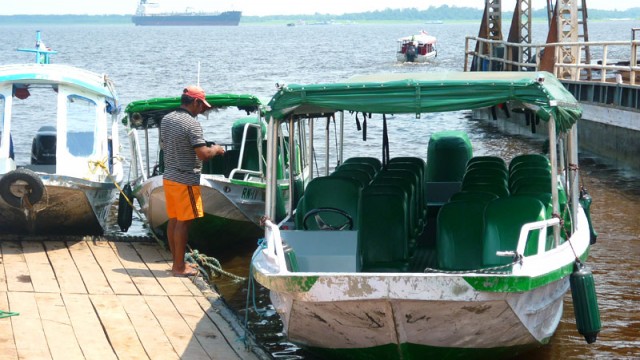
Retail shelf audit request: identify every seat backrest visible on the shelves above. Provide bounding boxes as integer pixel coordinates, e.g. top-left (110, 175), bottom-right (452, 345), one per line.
top-left (344, 157), bottom-right (382, 172)
top-left (371, 175), bottom-right (418, 238)
top-left (509, 154), bottom-right (550, 173)
top-left (337, 162), bottom-right (378, 179)
top-left (466, 156), bottom-right (507, 170)
top-left (449, 191), bottom-right (498, 204)
top-left (437, 200), bottom-right (486, 270)
top-left (359, 185), bottom-right (409, 272)
top-left (301, 176), bottom-right (363, 230)
top-left (461, 182), bottom-right (510, 198)
top-left (482, 196), bottom-right (546, 266)
top-left (426, 130), bottom-right (473, 182)
top-left (331, 168), bottom-right (372, 188)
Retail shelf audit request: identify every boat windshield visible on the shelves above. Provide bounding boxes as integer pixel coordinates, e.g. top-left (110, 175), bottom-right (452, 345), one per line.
top-left (66, 94), bottom-right (96, 157)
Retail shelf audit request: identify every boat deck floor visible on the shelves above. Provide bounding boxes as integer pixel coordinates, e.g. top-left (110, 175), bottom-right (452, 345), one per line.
top-left (0, 237), bottom-right (263, 360)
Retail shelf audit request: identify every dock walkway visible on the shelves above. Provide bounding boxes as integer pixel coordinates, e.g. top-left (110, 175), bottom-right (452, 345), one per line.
top-left (0, 236), bottom-right (265, 360)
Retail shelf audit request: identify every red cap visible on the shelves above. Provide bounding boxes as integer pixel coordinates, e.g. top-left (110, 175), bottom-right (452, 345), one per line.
top-left (183, 85), bottom-right (212, 109)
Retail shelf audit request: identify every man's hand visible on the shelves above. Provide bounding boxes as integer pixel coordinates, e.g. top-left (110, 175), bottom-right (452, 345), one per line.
top-left (210, 144), bottom-right (225, 157)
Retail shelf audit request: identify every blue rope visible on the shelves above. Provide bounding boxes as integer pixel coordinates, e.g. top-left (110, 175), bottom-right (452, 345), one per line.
top-left (239, 238), bottom-right (269, 348)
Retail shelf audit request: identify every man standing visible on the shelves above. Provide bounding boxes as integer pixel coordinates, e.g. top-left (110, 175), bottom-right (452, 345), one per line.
top-left (161, 85), bottom-right (225, 277)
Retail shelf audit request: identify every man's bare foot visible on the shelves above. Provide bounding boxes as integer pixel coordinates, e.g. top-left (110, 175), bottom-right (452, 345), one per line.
top-left (172, 265), bottom-right (199, 277)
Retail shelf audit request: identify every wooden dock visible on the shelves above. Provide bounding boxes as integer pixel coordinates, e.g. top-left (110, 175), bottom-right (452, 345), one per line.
top-left (0, 237), bottom-right (266, 360)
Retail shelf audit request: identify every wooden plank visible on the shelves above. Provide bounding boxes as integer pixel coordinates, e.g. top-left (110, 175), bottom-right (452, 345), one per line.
top-left (43, 241), bottom-right (86, 294)
top-left (62, 293), bottom-right (117, 360)
top-left (144, 295), bottom-right (211, 360)
top-left (1, 242), bottom-right (33, 292)
top-left (193, 296), bottom-right (260, 359)
top-left (35, 293), bottom-right (85, 360)
top-left (131, 242), bottom-right (193, 296)
top-left (8, 291), bottom-right (52, 359)
top-left (21, 242), bottom-right (60, 293)
top-left (67, 240), bottom-right (113, 295)
top-left (110, 242), bottom-right (166, 296)
top-left (152, 244), bottom-right (203, 296)
top-left (86, 240), bottom-right (139, 295)
top-left (172, 295), bottom-right (242, 360)
top-left (89, 294), bottom-right (149, 359)
top-left (118, 294), bottom-right (180, 360)
top-left (0, 291), bottom-right (18, 360)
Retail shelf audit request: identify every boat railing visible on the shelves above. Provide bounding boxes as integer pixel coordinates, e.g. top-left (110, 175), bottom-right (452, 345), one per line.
top-left (496, 217), bottom-right (561, 261)
top-left (228, 122), bottom-right (264, 181)
top-left (464, 36), bottom-right (640, 86)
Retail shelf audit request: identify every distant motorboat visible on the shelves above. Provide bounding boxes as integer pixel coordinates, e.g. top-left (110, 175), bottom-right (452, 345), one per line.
top-left (397, 30), bottom-right (437, 63)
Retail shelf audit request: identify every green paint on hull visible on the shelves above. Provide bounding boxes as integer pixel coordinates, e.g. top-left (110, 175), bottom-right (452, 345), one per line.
top-left (156, 213), bottom-right (262, 252)
top-left (303, 341), bottom-right (543, 360)
top-left (464, 250), bottom-right (589, 292)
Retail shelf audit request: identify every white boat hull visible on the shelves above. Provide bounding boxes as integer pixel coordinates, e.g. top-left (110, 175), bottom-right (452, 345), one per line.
top-left (134, 174), bottom-right (267, 247)
top-left (397, 51), bottom-right (437, 63)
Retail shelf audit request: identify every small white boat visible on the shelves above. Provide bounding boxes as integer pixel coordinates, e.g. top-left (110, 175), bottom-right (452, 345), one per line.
top-left (0, 31), bottom-right (123, 235)
top-left (397, 30), bottom-right (437, 63)
top-left (251, 71), bottom-right (600, 359)
top-left (123, 94), bottom-right (309, 251)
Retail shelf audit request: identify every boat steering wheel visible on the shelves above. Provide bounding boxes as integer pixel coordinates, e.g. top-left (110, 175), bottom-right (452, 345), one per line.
top-left (302, 207), bottom-right (354, 231)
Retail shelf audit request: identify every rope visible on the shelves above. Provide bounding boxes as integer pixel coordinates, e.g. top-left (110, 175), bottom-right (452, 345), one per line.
top-left (240, 238), bottom-right (269, 349)
top-left (424, 258), bottom-right (521, 275)
top-left (0, 310), bottom-right (19, 318)
top-left (90, 159), bottom-right (247, 286)
top-left (89, 158), bottom-right (166, 248)
top-left (185, 248), bottom-right (246, 282)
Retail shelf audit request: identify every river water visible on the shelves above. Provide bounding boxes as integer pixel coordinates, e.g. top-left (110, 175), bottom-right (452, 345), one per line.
top-left (1, 19), bottom-right (638, 359)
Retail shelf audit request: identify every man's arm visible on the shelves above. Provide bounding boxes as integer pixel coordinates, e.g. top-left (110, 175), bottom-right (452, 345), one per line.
top-left (195, 144), bottom-right (225, 160)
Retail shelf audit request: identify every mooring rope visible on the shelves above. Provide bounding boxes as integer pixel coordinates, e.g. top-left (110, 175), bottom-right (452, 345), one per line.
top-left (89, 158), bottom-right (246, 281)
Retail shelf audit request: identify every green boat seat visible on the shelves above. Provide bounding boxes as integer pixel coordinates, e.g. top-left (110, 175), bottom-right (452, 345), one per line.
top-left (483, 196), bottom-right (547, 266)
top-left (449, 191), bottom-right (499, 204)
top-left (466, 156), bottom-right (507, 170)
top-left (426, 130), bottom-right (473, 182)
top-left (336, 162), bottom-right (378, 179)
top-left (437, 200), bottom-right (486, 270)
top-left (509, 154), bottom-right (550, 173)
top-left (510, 175), bottom-right (552, 194)
top-left (509, 161), bottom-right (551, 176)
top-left (386, 162), bottom-right (426, 221)
top-left (359, 185), bottom-right (410, 272)
top-left (461, 182), bottom-right (510, 198)
top-left (344, 157), bottom-right (382, 172)
top-left (298, 176), bottom-right (363, 231)
top-left (371, 175), bottom-right (420, 245)
top-left (331, 168), bottom-right (372, 187)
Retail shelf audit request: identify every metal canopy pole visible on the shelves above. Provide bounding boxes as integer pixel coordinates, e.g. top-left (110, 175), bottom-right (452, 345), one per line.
top-left (265, 116), bottom-right (279, 219)
top-left (548, 113), bottom-right (561, 244)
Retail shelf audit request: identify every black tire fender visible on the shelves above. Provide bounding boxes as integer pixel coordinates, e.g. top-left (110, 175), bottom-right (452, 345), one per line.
top-left (0, 168), bottom-right (45, 208)
top-left (117, 184), bottom-right (134, 232)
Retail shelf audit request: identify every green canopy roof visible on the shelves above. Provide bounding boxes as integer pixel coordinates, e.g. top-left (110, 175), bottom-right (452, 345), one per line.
top-left (266, 71), bottom-right (582, 133)
top-left (123, 93), bottom-right (261, 129)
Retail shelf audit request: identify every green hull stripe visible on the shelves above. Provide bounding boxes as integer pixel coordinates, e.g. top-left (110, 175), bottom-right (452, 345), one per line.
top-left (464, 250), bottom-right (589, 292)
top-left (304, 340), bottom-right (546, 360)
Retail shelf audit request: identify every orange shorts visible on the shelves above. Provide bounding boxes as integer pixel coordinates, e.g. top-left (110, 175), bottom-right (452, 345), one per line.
top-left (163, 179), bottom-right (204, 221)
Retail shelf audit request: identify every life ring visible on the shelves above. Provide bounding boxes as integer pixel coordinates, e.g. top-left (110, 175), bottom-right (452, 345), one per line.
top-left (117, 183), bottom-right (134, 232)
top-left (0, 168), bottom-right (45, 208)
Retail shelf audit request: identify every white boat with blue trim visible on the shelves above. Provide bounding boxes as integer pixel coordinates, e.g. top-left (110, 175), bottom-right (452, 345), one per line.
top-left (251, 71), bottom-right (601, 359)
top-left (0, 31), bottom-right (123, 235)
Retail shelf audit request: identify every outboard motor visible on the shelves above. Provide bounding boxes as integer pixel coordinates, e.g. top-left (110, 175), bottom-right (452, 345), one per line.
top-left (31, 126), bottom-right (57, 165)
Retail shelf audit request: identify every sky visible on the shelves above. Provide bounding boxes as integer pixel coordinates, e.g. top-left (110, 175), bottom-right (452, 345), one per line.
top-left (0, 0), bottom-right (637, 16)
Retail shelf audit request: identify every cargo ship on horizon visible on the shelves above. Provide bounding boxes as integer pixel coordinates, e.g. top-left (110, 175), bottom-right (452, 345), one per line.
top-left (132, 0), bottom-right (241, 26)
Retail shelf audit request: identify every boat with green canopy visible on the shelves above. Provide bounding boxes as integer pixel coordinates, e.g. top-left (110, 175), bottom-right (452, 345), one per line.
top-left (251, 71), bottom-right (600, 359)
top-left (122, 93), bottom-right (308, 251)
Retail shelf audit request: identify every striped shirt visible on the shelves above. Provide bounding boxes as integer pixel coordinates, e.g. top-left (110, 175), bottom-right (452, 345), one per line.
top-left (160, 108), bottom-right (207, 185)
